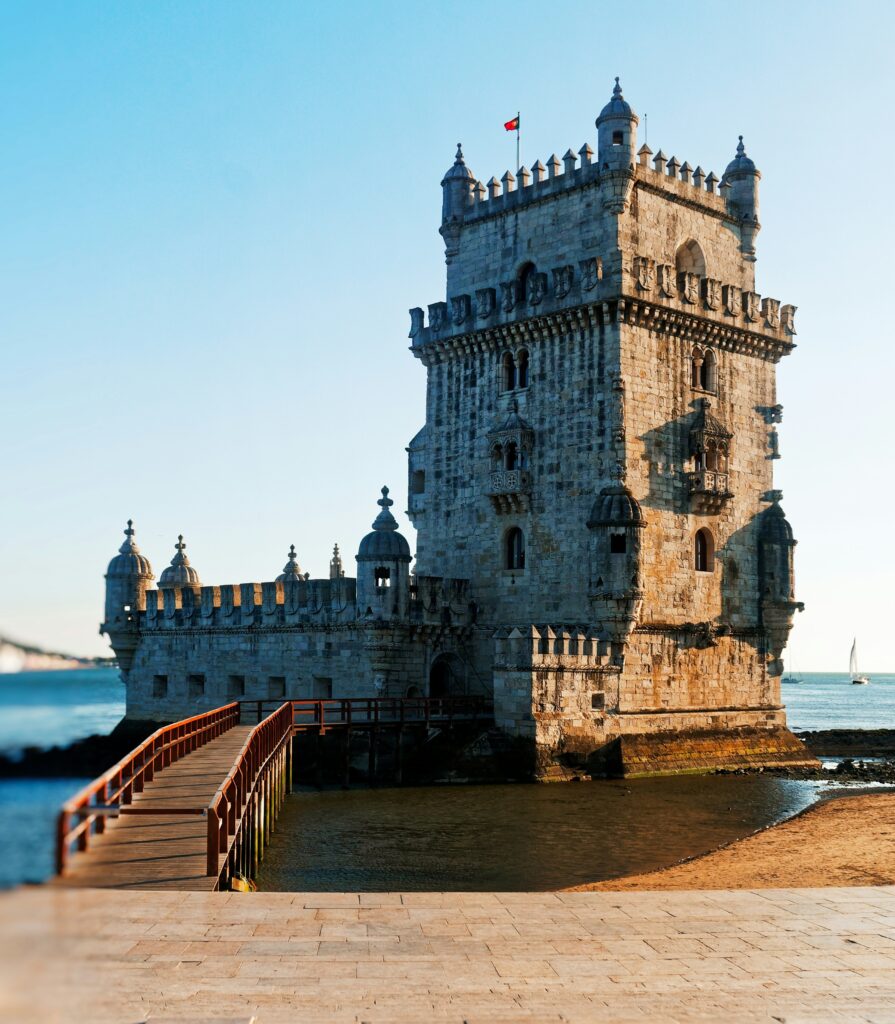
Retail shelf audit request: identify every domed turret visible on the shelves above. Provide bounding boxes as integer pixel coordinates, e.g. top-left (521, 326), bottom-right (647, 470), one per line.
top-left (106, 519), bottom-right (154, 581)
top-left (587, 478), bottom-right (645, 642)
top-left (595, 78), bottom-right (638, 212)
top-left (158, 535), bottom-right (202, 589)
top-left (276, 544), bottom-right (304, 583)
top-left (587, 483), bottom-right (645, 529)
top-left (721, 136), bottom-right (761, 260)
top-left (356, 486), bottom-right (412, 620)
top-left (102, 520), bottom-right (155, 672)
top-left (759, 498), bottom-right (802, 676)
top-left (440, 143), bottom-right (476, 263)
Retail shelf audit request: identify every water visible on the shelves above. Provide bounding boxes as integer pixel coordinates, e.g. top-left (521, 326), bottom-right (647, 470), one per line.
top-left (257, 776), bottom-right (824, 891)
top-left (0, 669), bottom-right (891, 890)
top-left (782, 672), bottom-right (895, 731)
top-left (0, 668), bottom-right (124, 755)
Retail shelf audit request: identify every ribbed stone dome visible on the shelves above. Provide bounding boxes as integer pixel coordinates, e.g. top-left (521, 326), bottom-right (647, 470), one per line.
top-left (723, 136), bottom-right (757, 178)
top-left (587, 484), bottom-right (645, 529)
top-left (158, 535), bottom-right (202, 588)
top-left (357, 487), bottom-right (412, 562)
top-left (441, 143), bottom-right (476, 183)
top-left (596, 77), bottom-right (636, 124)
top-left (276, 544), bottom-right (305, 582)
top-left (106, 520), bottom-right (154, 579)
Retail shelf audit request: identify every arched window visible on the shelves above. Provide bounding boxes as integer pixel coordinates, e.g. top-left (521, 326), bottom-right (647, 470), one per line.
top-left (505, 527), bottom-right (525, 570)
top-left (694, 529), bottom-right (714, 573)
top-left (700, 349), bottom-right (717, 392)
top-left (505, 442), bottom-right (518, 471)
top-left (490, 443), bottom-right (503, 469)
top-left (517, 262), bottom-right (536, 303)
top-left (375, 566), bottom-right (391, 588)
top-left (411, 469), bottom-right (425, 494)
top-left (612, 130), bottom-right (624, 146)
top-left (502, 351), bottom-right (517, 392)
top-left (675, 239), bottom-right (706, 277)
top-left (691, 347), bottom-right (703, 389)
top-left (610, 533), bottom-right (627, 554)
top-left (517, 349), bottom-right (529, 389)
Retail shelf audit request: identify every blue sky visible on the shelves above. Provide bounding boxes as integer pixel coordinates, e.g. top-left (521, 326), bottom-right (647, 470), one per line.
top-left (1, 0), bottom-right (892, 669)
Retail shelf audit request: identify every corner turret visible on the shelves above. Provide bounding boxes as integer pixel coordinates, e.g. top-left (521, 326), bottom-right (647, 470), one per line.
top-left (158, 535), bottom-right (201, 590)
top-left (722, 136), bottom-right (761, 261)
top-left (596, 77), bottom-right (638, 212)
top-left (276, 544), bottom-right (305, 583)
top-left (356, 486), bottom-right (412, 620)
top-left (758, 496), bottom-right (803, 675)
top-left (586, 473), bottom-right (645, 644)
top-left (440, 143), bottom-right (475, 263)
top-left (102, 520), bottom-right (154, 672)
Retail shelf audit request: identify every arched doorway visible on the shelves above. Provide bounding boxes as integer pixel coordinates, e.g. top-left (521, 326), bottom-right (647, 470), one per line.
top-left (428, 653), bottom-right (465, 698)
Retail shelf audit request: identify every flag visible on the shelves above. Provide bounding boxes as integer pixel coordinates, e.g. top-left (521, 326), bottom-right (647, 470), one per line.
top-left (504, 116), bottom-right (519, 132)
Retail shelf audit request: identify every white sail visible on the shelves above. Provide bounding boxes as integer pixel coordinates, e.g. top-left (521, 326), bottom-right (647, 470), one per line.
top-left (849, 638), bottom-right (858, 677)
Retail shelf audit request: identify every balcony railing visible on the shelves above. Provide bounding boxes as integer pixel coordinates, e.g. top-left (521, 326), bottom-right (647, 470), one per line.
top-left (688, 469), bottom-right (731, 495)
top-left (488, 469), bottom-right (531, 495)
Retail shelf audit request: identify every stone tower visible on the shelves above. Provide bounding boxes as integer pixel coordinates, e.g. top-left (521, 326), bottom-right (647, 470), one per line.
top-left (407, 80), bottom-right (807, 769)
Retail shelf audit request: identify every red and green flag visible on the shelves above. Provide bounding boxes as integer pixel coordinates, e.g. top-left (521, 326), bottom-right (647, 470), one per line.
top-left (504, 115), bottom-right (519, 132)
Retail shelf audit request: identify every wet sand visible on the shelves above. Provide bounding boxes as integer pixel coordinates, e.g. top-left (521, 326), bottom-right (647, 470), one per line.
top-left (569, 791), bottom-right (895, 891)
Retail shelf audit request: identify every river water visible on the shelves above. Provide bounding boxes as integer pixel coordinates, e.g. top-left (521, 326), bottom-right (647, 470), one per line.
top-left (0, 669), bottom-right (891, 889)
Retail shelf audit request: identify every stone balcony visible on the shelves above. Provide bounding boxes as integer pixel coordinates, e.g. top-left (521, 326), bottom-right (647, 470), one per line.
top-left (688, 469), bottom-right (733, 514)
top-left (487, 469), bottom-right (531, 513)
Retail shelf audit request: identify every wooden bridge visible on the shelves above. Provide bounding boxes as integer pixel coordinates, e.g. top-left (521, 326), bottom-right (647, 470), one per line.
top-left (54, 696), bottom-right (492, 891)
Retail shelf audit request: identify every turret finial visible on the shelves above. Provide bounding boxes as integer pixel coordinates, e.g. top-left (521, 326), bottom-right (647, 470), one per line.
top-left (124, 519), bottom-right (134, 538)
top-left (455, 142), bottom-right (464, 164)
top-left (613, 76), bottom-right (622, 98)
top-left (176, 534), bottom-right (186, 553)
top-left (378, 486), bottom-right (393, 510)
top-left (737, 135), bottom-right (745, 156)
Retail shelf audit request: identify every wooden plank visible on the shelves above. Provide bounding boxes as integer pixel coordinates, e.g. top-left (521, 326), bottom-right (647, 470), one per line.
top-left (51, 726), bottom-right (254, 891)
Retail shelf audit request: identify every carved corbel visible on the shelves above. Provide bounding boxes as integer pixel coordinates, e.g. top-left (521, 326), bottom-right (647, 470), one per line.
top-left (500, 281), bottom-right (516, 313)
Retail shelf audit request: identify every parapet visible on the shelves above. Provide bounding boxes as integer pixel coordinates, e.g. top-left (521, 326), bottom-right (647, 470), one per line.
top-left (492, 625), bottom-right (618, 671)
top-left (409, 575), bottom-right (476, 627)
top-left (140, 576), bottom-right (358, 631)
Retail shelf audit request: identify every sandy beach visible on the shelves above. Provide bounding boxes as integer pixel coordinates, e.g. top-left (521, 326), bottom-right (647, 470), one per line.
top-left (568, 791), bottom-right (895, 891)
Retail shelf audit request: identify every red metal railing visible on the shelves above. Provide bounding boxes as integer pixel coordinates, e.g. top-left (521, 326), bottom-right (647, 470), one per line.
top-left (290, 695), bottom-right (493, 733)
top-left (206, 701), bottom-right (293, 886)
top-left (56, 703), bottom-right (240, 875)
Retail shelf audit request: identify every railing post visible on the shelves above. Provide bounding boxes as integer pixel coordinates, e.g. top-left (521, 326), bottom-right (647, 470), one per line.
top-left (207, 808), bottom-right (219, 876)
top-left (55, 811), bottom-right (68, 875)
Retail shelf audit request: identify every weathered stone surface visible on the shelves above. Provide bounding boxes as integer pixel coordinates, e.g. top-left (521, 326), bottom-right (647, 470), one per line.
top-left (102, 81), bottom-right (805, 773)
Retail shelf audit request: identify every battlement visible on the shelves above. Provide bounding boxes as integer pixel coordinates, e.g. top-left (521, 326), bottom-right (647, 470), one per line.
top-left (492, 625), bottom-right (619, 671)
top-left (139, 578), bottom-right (358, 631)
top-left (460, 139), bottom-right (733, 225)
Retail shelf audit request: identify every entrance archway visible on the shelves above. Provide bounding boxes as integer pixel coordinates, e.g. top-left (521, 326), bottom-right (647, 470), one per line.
top-left (428, 653), bottom-right (465, 698)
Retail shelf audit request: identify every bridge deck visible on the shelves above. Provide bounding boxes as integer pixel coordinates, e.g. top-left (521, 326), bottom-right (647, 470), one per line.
top-left (52, 725), bottom-right (254, 891)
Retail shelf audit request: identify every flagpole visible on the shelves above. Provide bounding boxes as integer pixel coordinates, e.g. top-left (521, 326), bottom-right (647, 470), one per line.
top-left (516, 110), bottom-right (520, 170)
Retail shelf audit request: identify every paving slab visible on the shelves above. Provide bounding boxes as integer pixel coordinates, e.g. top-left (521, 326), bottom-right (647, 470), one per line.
top-left (1, 886), bottom-right (894, 1022)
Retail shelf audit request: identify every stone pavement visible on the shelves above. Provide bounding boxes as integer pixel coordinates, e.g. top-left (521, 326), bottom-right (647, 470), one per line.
top-left (1, 886), bottom-right (894, 1022)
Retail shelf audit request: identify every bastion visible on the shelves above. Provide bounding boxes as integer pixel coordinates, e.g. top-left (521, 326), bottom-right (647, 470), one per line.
top-left (101, 81), bottom-right (815, 776)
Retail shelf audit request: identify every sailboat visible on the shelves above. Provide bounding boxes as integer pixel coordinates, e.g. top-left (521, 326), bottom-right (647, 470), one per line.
top-left (850, 638), bottom-right (870, 685)
top-left (782, 648), bottom-right (802, 684)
